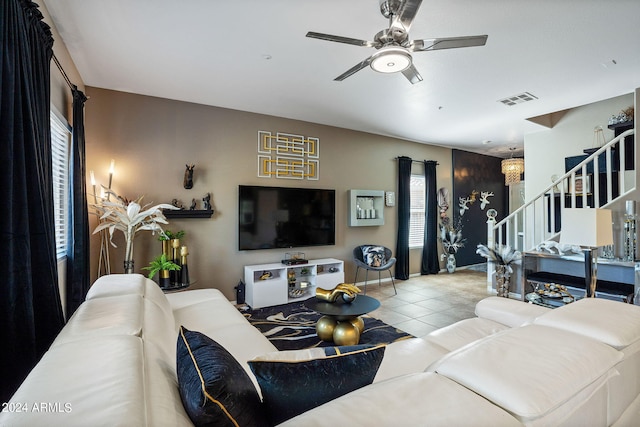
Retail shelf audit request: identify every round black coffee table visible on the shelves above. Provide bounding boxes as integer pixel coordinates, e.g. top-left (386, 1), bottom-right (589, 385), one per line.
top-left (304, 295), bottom-right (380, 345)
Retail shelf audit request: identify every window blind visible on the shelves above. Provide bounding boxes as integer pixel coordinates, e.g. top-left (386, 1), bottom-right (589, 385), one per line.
top-left (409, 174), bottom-right (425, 248)
top-left (51, 110), bottom-right (71, 259)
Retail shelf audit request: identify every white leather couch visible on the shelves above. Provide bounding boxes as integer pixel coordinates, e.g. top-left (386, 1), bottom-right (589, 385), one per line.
top-left (2, 274), bottom-right (639, 426)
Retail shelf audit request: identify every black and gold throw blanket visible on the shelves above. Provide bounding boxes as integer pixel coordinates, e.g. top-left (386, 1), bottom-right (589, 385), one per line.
top-left (241, 299), bottom-right (413, 351)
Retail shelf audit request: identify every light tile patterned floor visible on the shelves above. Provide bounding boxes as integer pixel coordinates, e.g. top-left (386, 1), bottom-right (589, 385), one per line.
top-left (362, 269), bottom-right (491, 337)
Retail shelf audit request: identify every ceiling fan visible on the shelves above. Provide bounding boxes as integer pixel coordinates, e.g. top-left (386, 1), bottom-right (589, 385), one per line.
top-left (306, 0), bottom-right (488, 84)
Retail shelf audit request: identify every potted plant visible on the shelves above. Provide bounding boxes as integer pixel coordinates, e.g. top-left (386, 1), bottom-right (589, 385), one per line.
top-left (158, 230), bottom-right (185, 241)
top-left (143, 253), bottom-right (181, 288)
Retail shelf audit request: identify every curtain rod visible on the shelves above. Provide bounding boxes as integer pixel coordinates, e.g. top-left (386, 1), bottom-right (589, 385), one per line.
top-left (52, 53), bottom-right (76, 92)
top-left (393, 157), bottom-right (439, 165)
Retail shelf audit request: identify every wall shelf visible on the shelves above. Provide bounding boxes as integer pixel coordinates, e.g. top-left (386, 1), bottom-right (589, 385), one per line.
top-left (348, 189), bottom-right (385, 226)
top-left (163, 209), bottom-right (214, 219)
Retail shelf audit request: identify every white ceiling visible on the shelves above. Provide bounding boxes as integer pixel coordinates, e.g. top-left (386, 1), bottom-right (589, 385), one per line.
top-left (43, 0), bottom-right (640, 157)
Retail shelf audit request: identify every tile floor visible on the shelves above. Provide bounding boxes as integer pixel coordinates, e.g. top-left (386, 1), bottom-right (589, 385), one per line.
top-left (363, 269), bottom-right (491, 337)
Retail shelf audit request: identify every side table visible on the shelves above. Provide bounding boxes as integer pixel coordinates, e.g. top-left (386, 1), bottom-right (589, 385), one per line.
top-left (304, 295), bottom-right (380, 345)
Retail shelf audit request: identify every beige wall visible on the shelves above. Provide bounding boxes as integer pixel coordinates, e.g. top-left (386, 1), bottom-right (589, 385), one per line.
top-left (85, 88), bottom-right (453, 299)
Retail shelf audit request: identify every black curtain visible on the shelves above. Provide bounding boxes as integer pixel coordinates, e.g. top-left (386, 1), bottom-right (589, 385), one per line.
top-left (66, 87), bottom-right (89, 318)
top-left (0, 0), bottom-right (65, 402)
top-left (395, 156), bottom-right (412, 280)
top-left (421, 160), bottom-right (439, 274)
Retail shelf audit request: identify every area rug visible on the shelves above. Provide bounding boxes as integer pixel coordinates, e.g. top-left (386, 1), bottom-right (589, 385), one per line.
top-left (241, 299), bottom-right (414, 351)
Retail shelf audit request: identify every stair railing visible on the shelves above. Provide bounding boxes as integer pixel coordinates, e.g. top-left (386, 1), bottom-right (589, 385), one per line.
top-left (488, 128), bottom-right (635, 255)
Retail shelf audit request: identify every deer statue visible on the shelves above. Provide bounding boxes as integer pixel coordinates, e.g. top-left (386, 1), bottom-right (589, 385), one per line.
top-left (183, 164), bottom-right (195, 189)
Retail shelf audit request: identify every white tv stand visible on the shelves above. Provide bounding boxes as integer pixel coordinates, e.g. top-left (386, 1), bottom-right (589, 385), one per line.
top-left (244, 258), bottom-right (345, 309)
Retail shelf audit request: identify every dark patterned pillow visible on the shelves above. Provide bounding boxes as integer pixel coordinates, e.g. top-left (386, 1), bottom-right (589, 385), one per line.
top-left (248, 345), bottom-right (385, 425)
top-left (362, 245), bottom-right (387, 267)
top-left (176, 326), bottom-right (267, 427)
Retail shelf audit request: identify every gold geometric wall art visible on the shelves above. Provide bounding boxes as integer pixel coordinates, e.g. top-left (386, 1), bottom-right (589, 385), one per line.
top-left (257, 131), bottom-right (319, 180)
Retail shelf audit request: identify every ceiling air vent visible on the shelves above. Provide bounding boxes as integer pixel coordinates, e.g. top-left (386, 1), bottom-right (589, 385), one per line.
top-left (498, 92), bottom-right (538, 106)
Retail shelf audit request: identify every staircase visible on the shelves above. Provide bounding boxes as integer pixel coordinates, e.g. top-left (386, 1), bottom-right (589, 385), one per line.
top-left (486, 127), bottom-right (636, 288)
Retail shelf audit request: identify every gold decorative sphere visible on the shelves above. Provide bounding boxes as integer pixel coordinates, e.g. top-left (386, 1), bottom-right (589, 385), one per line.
top-left (316, 316), bottom-right (337, 341)
top-left (333, 322), bottom-right (360, 346)
top-left (349, 316), bottom-right (365, 334)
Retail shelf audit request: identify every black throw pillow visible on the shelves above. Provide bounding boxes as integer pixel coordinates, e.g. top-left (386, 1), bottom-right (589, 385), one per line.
top-left (176, 326), bottom-right (268, 427)
top-left (248, 345), bottom-right (385, 425)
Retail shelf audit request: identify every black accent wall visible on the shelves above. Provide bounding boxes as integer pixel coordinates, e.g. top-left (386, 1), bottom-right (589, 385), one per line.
top-left (451, 149), bottom-right (508, 266)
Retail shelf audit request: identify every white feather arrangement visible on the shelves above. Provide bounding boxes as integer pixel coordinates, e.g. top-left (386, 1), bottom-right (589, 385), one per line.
top-left (93, 189), bottom-right (179, 269)
top-left (440, 223), bottom-right (466, 254)
top-left (476, 244), bottom-right (522, 274)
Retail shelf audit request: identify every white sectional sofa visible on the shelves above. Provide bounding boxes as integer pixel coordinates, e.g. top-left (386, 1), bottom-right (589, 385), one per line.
top-left (2, 273), bottom-right (639, 426)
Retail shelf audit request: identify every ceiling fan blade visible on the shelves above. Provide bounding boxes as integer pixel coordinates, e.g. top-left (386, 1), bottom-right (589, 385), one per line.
top-left (401, 64), bottom-right (423, 84)
top-left (334, 57), bottom-right (374, 81)
top-left (394, 0), bottom-right (423, 32)
top-left (306, 31), bottom-right (374, 47)
top-left (410, 35), bottom-right (488, 52)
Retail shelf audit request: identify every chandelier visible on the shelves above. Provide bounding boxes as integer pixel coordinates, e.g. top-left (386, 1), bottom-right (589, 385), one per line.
top-left (501, 157), bottom-right (524, 185)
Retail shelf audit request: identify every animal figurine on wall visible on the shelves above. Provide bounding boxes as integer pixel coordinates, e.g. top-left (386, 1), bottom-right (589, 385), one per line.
top-left (171, 199), bottom-right (185, 210)
top-left (203, 193), bottom-right (211, 210)
top-left (183, 164), bottom-right (195, 189)
top-left (459, 197), bottom-right (471, 216)
top-left (480, 191), bottom-right (494, 210)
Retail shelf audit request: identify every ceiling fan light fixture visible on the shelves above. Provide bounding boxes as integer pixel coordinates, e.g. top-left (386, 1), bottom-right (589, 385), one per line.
top-left (370, 47), bottom-right (412, 73)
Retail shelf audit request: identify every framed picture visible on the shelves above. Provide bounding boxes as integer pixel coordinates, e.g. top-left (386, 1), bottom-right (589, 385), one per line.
top-left (570, 175), bottom-right (591, 195)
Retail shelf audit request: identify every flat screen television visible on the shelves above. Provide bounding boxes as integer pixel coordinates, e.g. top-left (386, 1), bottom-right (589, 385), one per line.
top-left (238, 185), bottom-right (335, 250)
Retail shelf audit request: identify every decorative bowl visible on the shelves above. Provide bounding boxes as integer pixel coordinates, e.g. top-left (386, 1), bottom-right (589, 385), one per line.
top-left (288, 288), bottom-right (308, 298)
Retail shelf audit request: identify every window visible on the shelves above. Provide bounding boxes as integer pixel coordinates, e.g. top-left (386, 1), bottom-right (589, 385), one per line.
top-left (409, 175), bottom-right (425, 248)
top-left (51, 108), bottom-right (71, 259)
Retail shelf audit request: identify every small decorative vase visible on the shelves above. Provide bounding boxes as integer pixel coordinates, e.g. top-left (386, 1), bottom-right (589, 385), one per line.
top-left (495, 264), bottom-right (510, 297)
top-left (124, 260), bottom-right (134, 274)
top-left (446, 254), bottom-right (456, 274)
top-left (159, 269), bottom-right (171, 289)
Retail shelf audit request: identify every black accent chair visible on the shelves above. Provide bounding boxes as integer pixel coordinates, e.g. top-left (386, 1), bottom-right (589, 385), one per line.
top-left (353, 245), bottom-right (397, 295)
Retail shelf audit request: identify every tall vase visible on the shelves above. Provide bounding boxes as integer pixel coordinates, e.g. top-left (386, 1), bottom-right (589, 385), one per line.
top-left (124, 232), bottom-right (135, 274)
top-left (170, 239), bottom-right (181, 286)
top-left (124, 260), bottom-right (134, 274)
top-left (495, 265), bottom-right (510, 297)
top-left (446, 254), bottom-right (456, 274)
top-left (162, 240), bottom-right (171, 259)
top-left (180, 245), bottom-right (190, 287)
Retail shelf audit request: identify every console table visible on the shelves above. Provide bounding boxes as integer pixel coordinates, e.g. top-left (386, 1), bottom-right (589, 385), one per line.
top-left (522, 251), bottom-right (637, 303)
top-left (244, 258), bottom-right (344, 309)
